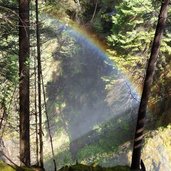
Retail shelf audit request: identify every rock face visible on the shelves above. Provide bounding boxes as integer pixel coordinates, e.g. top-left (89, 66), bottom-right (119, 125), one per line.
top-left (97, 125), bottom-right (171, 171)
top-left (142, 125), bottom-right (171, 171)
top-left (0, 138), bottom-right (5, 161)
top-left (1, 138), bottom-right (20, 165)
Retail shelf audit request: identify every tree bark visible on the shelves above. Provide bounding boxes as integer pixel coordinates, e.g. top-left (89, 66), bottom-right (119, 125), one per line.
top-left (34, 33), bottom-right (39, 166)
top-left (35, 0), bottom-right (44, 168)
top-left (131, 0), bottom-right (170, 170)
top-left (19, 0), bottom-right (30, 166)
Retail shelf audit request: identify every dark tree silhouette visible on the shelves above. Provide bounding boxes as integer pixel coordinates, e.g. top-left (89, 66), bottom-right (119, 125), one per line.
top-left (131, 0), bottom-right (170, 170)
top-left (35, 0), bottom-right (44, 168)
top-left (19, 0), bottom-right (30, 166)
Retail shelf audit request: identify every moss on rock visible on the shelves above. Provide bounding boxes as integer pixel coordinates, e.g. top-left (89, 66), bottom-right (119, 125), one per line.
top-left (59, 164), bottom-right (130, 171)
top-left (0, 161), bottom-right (39, 171)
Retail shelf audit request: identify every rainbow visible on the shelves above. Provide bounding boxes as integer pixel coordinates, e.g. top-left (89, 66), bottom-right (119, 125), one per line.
top-left (41, 13), bottom-right (140, 99)
top-left (42, 14), bottom-right (142, 168)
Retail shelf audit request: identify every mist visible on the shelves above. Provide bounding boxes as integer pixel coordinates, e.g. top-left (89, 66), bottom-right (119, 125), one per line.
top-left (42, 15), bottom-right (140, 170)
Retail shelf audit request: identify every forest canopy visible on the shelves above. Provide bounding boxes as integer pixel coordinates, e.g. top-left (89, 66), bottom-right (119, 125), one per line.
top-left (0, 0), bottom-right (171, 171)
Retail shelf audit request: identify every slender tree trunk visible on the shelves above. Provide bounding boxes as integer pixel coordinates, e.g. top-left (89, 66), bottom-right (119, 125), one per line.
top-left (90, 0), bottom-right (98, 22)
top-left (42, 77), bottom-right (57, 171)
top-left (34, 41), bottom-right (39, 166)
top-left (35, 0), bottom-right (44, 168)
top-left (19, 0), bottom-right (30, 166)
top-left (0, 100), bottom-right (7, 130)
top-left (131, 0), bottom-right (170, 170)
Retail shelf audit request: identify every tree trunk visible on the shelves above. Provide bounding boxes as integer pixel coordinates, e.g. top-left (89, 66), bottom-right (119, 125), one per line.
top-left (34, 32), bottom-right (39, 166)
top-left (131, 0), bottom-right (170, 170)
top-left (19, 0), bottom-right (30, 166)
top-left (35, 0), bottom-right (44, 168)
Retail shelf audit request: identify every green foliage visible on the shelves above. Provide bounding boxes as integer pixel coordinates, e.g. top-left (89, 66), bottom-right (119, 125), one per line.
top-left (0, 3), bottom-right (18, 102)
top-left (0, 0), bottom-right (170, 168)
top-left (107, 0), bottom-right (171, 75)
top-left (0, 161), bottom-right (35, 171)
top-left (0, 1), bottom-right (18, 83)
top-left (77, 144), bottom-right (105, 162)
top-left (74, 114), bottom-right (134, 165)
top-left (106, 0), bottom-right (171, 122)
top-left (0, 0), bottom-right (19, 141)
top-left (78, 0), bottom-right (115, 34)
top-left (0, 161), bottom-right (15, 171)
top-left (107, 0), bottom-right (156, 56)
top-left (42, 0), bottom-right (81, 22)
top-left (0, 55), bottom-right (18, 83)
top-left (59, 163), bottom-right (130, 171)
top-left (105, 0), bottom-right (157, 87)
top-left (46, 149), bottom-right (73, 169)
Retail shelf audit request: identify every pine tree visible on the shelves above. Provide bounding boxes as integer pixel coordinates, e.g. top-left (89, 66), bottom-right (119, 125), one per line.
top-left (107, 0), bottom-right (171, 82)
top-left (19, 0), bottom-right (30, 166)
top-left (131, 0), bottom-right (170, 170)
top-left (0, 0), bottom-right (18, 131)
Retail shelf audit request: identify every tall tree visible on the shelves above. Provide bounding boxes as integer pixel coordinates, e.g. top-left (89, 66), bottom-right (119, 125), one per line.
top-left (107, 0), bottom-right (171, 87)
top-left (35, 0), bottom-right (44, 168)
top-left (131, 0), bottom-right (170, 170)
top-left (19, 0), bottom-right (30, 166)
